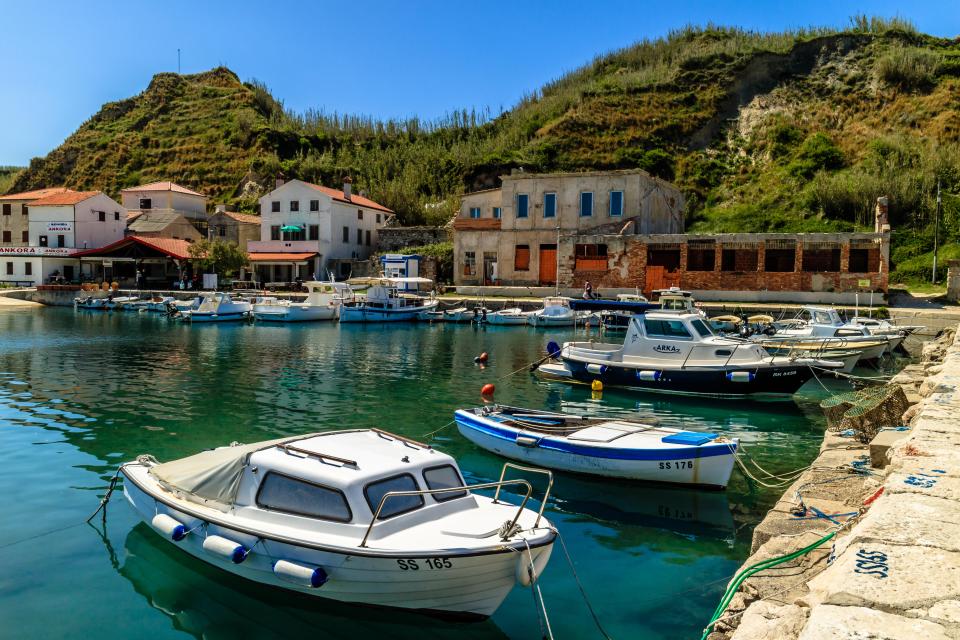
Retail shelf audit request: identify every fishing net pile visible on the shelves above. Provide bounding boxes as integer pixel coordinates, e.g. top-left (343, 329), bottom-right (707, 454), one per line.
top-left (820, 384), bottom-right (909, 443)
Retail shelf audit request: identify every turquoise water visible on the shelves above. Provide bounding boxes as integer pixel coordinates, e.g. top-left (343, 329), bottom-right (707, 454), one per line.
top-left (0, 307), bottom-right (852, 639)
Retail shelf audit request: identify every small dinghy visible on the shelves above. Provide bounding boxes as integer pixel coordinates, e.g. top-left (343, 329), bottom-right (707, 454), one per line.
top-left (455, 405), bottom-right (738, 489)
top-left (120, 429), bottom-right (555, 619)
top-left (485, 307), bottom-right (528, 325)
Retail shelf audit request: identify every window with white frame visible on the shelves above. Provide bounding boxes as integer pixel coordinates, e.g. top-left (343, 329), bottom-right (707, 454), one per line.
top-left (493, 207), bottom-right (501, 219)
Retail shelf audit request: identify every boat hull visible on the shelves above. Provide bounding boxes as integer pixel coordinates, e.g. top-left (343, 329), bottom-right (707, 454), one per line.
top-left (340, 301), bottom-right (438, 323)
top-left (540, 358), bottom-right (817, 397)
top-left (486, 313), bottom-right (528, 325)
top-left (121, 469), bottom-right (552, 619)
top-left (253, 305), bottom-right (337, 322)
top-left (454, 411), bottom-right (736, 488)
top-left (180, 311), bottom-right (250, 323)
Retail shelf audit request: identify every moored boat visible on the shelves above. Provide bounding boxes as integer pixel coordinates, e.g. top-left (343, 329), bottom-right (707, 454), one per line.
top-left (538, 310), bottom-right (843, 397)
top-left (485, 307), bottom-right (528, 325)
top-left (340, 277), bottom-right (438, 323)
top-left (120, 429), bottom-right (555, 619)
top-left (178, 292), bottom-right (252, 323)
top-left (527, 297), bottom-right (577, 327)
top-left (253, 282), bottom-right (352, 322)
top-left (455, 405), bottom-right (738, 489)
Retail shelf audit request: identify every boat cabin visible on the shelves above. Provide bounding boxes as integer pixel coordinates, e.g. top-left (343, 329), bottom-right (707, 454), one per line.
top-left (152, 430), bottom-right (473, 543)
top-left (566, 311), bottom-right (769, 366)
top-left (786, 306), bottom-right (869, 338)
top-left (650, 288), bottom-right (699, 313)
top-left (303, 281), bottom-right (354, 305)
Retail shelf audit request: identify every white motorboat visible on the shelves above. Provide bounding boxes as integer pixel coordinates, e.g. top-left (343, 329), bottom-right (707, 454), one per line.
top-left (74, 295), bottom-right (108, 310)
top-left (443, 307), bottom-right (476, 323)
top-left (340, 278), bottom-right (438, 323)
top-left (119, 429), bottom-right (555, 619)
top-left (455, 405), bottom-right (738, 489)
top-left (771, 307), bottom-right (899, 356)
top-left (142, 296), bottom-right (175, 312)
top-left (485, 307), bottom-right (529, 325)
top-left (253, 282), bottom-right (353, 323)
top-left (178, 292), bottom-right (252, 323)
top-left (527, 297), bottom-right (577, 327)
top-left (538, 311), bottom-right (843, 397)
top-left (847, 316), bottom-right (923, 340)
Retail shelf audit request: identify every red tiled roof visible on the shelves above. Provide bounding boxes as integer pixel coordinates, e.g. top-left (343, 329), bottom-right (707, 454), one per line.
top-left (120, 181), bottom-right (206, 197)
top-left (222, 211), bottom-right (261, 224)
top-left (248, 252), bottom-right (318, 262)
top-left (30, 190), bottom-right (100, 206)
top-left (0, 187), bottom-right (73, 201)
top-left (73, 235), bottom-right (195, 260)
top-left (301, 181), bottom-right (394, 214)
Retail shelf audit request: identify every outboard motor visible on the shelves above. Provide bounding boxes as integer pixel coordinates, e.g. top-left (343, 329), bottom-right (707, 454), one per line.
top-left (762, 323), bottom-right (777, 336)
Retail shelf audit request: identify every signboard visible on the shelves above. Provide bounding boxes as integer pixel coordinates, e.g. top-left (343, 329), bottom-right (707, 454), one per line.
top-left (0, 247), bottom-right (76, 257)
top-left (46, 222), bottom-right (72, 232)
top-left (858, 279), bottom-right (871, 288)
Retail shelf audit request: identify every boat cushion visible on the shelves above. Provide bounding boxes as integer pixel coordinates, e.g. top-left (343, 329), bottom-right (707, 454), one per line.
top-left (661, 431), bottom-right (717, 446)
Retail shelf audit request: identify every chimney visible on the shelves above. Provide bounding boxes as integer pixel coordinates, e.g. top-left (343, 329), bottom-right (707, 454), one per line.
top-left (875, 196), bottom-right (890, 233)
top-left (275, 173), bottom-right (285, 190)
top-left (343, 176), bottom-right (352, 201)
top-left (215, 204), bottom-right (226, 214)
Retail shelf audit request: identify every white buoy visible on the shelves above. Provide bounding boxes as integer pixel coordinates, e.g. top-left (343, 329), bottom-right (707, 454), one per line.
top-left (152, 513), bottom-right (187, 541)
top-left (585, 363), bottom-right (606, 375)
top-left (637, 370), bottom-right (661, 381)
top-left (202, 535), bottom-right (248, 563)
top-left (273, 560), bottom-right (328, 588)
top-left (726, 371), bottom-right (754, 383)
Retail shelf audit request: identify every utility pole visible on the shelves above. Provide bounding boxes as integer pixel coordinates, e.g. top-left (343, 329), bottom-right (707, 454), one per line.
top-left (177, 49), bottom-right (181, 74)
top-left (933, 179), bottom-right (942, 284)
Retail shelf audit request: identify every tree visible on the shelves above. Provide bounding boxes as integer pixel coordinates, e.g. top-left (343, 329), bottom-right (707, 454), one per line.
top-left (188, 239), bottom-right (249, 277)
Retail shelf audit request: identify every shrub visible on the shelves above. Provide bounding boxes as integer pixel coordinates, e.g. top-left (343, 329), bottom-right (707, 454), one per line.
top-left (787, 133), bottom-right (844, 179)
top-left (875, 45), bottom-right (941, 90)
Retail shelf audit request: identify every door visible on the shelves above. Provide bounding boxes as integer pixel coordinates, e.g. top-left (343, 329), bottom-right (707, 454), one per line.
top-left (63, 265), bottom-right (75, 281)
top-left (644, 265), bottom-right (680, 295)
top-left (539, 244), bottom-right (557, 285)
top-left (483, 252), bottom-right (497, 285)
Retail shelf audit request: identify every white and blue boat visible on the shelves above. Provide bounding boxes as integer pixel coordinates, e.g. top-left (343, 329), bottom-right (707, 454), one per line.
top-left (455, 405), bottom-right (738, 489)
top-left (177, 292), bottom-right (252, 323)
top-left (340, 277), bottom-right (438, 323)
top-left (538, 310), bottom-right (842, 397)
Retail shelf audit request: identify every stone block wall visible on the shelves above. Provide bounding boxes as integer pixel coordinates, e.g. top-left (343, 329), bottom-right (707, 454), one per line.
top-left (378, 226), bottom-right (449, 252)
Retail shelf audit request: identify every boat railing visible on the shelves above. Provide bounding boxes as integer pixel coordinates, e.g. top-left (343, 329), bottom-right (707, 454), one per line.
top-left (359, 464), bottom-right (553, 548)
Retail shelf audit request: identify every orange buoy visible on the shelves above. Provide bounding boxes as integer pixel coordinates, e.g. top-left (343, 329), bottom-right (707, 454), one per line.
top-left (481, 383), bottom-right (495, 397)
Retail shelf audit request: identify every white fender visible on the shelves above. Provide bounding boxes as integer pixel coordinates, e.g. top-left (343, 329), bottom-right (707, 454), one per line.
top-left (273, 560), bottom-right (328, 588)
top-left (202, 534), bottom-right (248, 564)
top-left (151, 513), bottom-right (187, 541)
top-left (516, 547), bottom-right (553, 587)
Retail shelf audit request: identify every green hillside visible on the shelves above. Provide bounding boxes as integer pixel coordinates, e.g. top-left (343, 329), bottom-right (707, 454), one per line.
top-left (9, 16), bottom-right (960, 284)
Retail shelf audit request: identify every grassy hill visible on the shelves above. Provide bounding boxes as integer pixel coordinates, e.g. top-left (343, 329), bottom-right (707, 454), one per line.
top-left (8, 16), bottom-right (960, 284)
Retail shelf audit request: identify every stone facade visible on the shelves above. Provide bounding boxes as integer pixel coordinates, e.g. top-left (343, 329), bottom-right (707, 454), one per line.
top-left (378, 226), bottom-right (449, 252)
top-left (454, 169), bottom-right (684, 286)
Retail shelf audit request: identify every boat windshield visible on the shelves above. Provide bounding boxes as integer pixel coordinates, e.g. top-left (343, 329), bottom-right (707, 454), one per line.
top-left (364, 473), bottom-right (425, 519)
top-left (813, 310), bottom-right (835, 324)
top-left (643, 317), bottom-right (692, 339)
top-left (690, 318), bottom-right (714, 337)
top-left (423, 464), bottom-right (468, 502)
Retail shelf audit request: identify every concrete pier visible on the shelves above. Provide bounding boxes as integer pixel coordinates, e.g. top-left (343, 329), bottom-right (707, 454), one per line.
top-left (710, 326), bottom-right (960, 639)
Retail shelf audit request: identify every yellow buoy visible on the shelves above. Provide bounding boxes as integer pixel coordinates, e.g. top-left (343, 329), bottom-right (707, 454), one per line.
top-left (591, 379), bottom-right (603, 392)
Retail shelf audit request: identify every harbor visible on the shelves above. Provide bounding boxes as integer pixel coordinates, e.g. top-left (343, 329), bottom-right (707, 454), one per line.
top-left (0, 297), bottom-right (938, 638)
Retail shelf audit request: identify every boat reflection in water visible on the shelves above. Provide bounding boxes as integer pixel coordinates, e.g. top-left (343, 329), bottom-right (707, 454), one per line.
top-left (117, 524), bottom-right (510, 640)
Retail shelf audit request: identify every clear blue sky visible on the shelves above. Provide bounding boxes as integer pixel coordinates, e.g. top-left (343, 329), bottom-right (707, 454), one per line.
top-left (2, 0), bottom-right (958, 166)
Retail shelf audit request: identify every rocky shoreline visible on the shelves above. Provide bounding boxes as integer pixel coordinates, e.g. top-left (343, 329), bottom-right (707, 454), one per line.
top-left (708, 326), bottom-right (959, 640)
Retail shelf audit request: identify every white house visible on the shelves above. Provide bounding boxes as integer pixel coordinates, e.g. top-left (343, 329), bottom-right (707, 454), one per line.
top-left (121, 181), bottom-right (208, 233)
top-left (0, 190), bottom-right (125, 285)
top-left (247, 178), bottom-right (393, 282)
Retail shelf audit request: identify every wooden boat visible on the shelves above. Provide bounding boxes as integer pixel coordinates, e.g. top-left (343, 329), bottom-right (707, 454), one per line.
top-left (340, 278), bottom-right (438, 322)
top-left (455, 405), bottom-right (738, 489)
top-left (538, 311), bottom-right (843, 397)
top-left (120, 429), bottom-right (555, 619)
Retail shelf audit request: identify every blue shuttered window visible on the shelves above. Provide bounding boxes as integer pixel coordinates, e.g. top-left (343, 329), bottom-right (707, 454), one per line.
top-left (516, 194), bottom-right (529, 218)
top-left (609, 191), bottom-right (623, 216)
top-left (543, 193), bottom-right (556, 218)
top-left (580, 192), bottom-right (593, 217)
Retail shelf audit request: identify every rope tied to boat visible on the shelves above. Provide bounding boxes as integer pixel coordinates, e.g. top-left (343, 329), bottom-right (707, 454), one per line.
top-left (498, 520), bottom-right (522, 540)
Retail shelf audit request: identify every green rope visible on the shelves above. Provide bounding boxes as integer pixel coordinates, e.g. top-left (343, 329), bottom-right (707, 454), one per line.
top-left (699, 530), bottom-right (836, 640)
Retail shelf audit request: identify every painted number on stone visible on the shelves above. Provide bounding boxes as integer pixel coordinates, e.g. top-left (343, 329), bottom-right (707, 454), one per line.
top-left (904, 475), bottom-right (938, 488)
top-left (854, 549), bottom-right (889, 579)
top-left (659, 460), bottom-right (694, 470)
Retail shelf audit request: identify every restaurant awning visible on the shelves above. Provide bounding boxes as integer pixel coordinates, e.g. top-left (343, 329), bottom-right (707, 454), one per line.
top-left (248, 252), bottom-right (318, 265)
